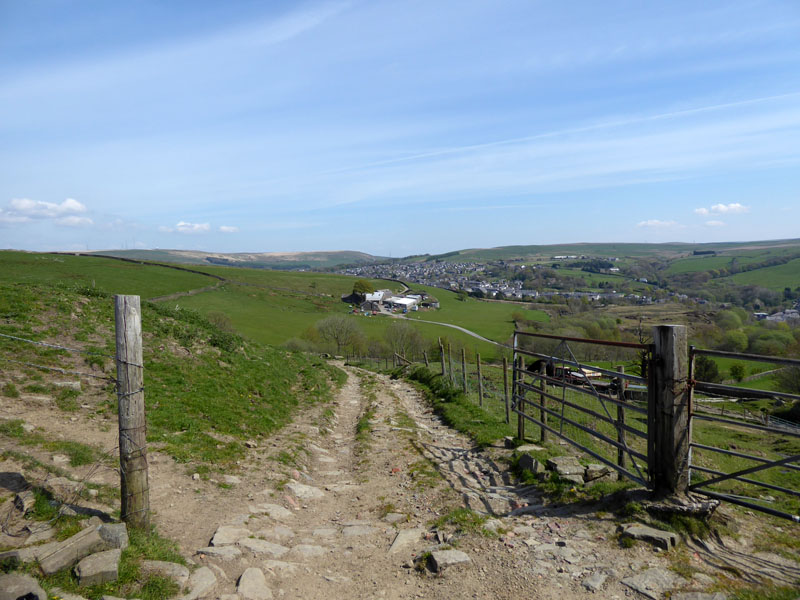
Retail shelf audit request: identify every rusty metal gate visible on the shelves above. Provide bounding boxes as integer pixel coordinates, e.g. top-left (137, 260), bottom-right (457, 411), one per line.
top-left (511, 330), bottom-right (654, 489)
top-left (688, 347), bottom-right (800, 522)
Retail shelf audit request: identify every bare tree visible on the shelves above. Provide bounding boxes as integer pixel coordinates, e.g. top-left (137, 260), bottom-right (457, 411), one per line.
top-left (385, 320), bottom-right (425, 359)
top-left (316, 315), bottom-right (363, 355)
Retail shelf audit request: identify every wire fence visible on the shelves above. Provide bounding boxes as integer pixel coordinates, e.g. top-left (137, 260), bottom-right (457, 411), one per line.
top-left (0, 314), bottom-right (148, 535)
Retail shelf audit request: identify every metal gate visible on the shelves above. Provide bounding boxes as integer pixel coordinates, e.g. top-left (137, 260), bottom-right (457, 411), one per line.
top-left (511, 331), bottom-right (654, 489)
top-left (688, 347), bottom-right (800, 523)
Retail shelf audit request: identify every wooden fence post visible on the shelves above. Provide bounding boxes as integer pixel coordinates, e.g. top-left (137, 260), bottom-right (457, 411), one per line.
top-left (461, 348), bottom-right (467, 394)
top-left (440, 342), bottom-right (446, 377)
top-left (476, 353), bottom-right (483, 407)
top-left (517, 356), bottom-right (526, 442)
top-left (448, 344), bottom-right (453, 385)
top-left (648, 325), bottom-right (690, 495)
top-left (503, 356), bottom-right (510, 424)
top-left (538, 361), bottom-right (547, 443)
top-left (616, 365), bottom-right (626, 469)
top-left (115, 295), bottom-right (150, 530)
top-left (423, 351), bottom-right (429, 368)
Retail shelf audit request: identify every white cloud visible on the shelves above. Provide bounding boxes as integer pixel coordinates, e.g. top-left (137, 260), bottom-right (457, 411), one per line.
top-left (694, 202), bottom-right (749, 216)
top-left (161, 221), bottom-right (211, 234)
top-left (710, 202), bottom-right (748, 214)
top-left (58, 215), bottom-right (94, 227)
top-left (705, 220), bottom-right (725, 227)
top-left (636, 219), bottom-right (678, 228)
top-left (219, 225), bottom-right (239, 233)
top-left (9, 197), bottom-right (87, 218)
top-left (0, 197), bottom-right (91, 227)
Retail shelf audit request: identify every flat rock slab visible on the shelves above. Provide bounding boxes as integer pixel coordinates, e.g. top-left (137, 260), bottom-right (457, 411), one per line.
top-left (252, 503), bottom-right (294, 521)
top-left (211, 526), bottom-right (251, 546)
top-left (342, 525), bottom-right (379, 537)
top-left (141, 560), bottom-right (190, 586)
top-left (263, 560), bottom-right (301, 576)
top-left (197, 545), bottom-right (242, 560)
top-left (388, 528), bottom-right (425, 554)
top-left (99, 523), bottom-right (129, 550)
top-left (430, 549), bottom-right (471, 572)
top-left (546, 456), bottom-right (584, 477)
top-left (0, 573), bottom-right (47, 600)
top-left (312, 528), bottom-right (338, 537)
top-left (382, 512), bottom-right (406, 524)
top-left (621, 567), bottom-right (687, 600)
top-left (238, 567), bottom-right (272, 600)
top-left (516, 444), bottom-right (544, 452)
top-left (39, 525), bottom-right (109, 575)
top-left (238, 537), bottom-right (290, 557)
top-left (285, 482), bottom-right (325, 500)
top-left (290, 544), bottom-right (327, 559)
top-left (518, 454), bottom-right (543, 475)
top-left (75, 548), bottom-right (121, 586)
top-left (582, 572), bottom-right (608, 592)
top-left (620, 524), bottom-right (679, 551)
top-left (181, 566), bottom-right (217, 600)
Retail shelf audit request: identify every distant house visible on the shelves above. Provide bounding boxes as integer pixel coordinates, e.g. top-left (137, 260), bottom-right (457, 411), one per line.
top-left (366, 289), bottom-right (392, 303)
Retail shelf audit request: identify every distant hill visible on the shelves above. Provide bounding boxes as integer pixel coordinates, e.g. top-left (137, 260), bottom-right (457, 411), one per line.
top-left (416, 239), bottom-right (800, 263)
top-left (88, 249), bottom-right (386, 270)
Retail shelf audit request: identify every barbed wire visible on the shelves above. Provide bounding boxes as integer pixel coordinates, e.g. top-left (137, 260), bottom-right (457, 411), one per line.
top-left (0, 356), bottom-right (116, 382)
top-left (0, 331), bottom-right (115, 359)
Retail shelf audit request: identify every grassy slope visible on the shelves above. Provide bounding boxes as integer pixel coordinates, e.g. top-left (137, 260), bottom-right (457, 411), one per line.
top-left (721, 257), bottom-right (800, 291)
top-left (402, 283), bottom-right (549, 342)
top-left (0, 251), bottom-right (212, 298)
top-left (0, 282), bottom-right (343, 468)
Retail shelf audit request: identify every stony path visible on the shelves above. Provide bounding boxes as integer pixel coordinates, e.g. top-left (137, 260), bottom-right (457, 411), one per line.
top-left (3, 364), bottom-right (794, 599)
top-left (179, 366), bottom-right (738, 600)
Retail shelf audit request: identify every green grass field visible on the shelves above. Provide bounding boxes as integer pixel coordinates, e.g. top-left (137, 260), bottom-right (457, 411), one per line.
top-left (402, 284), bottom-right (549, 343)
top-left (0, 251), bottom-right (212, 298)
top-left (721, 258), bottom-right (800, 291)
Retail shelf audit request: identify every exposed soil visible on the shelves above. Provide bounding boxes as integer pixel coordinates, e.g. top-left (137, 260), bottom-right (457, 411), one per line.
top-left (1, 363), bottom-right (798, 599)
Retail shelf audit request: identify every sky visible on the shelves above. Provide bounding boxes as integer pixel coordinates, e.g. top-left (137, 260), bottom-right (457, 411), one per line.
top-left (1, 1), bottom-right (800, 257)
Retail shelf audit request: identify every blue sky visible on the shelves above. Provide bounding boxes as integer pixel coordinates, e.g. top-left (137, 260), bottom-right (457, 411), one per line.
top-left (1, 1), bottom-right (799, 256)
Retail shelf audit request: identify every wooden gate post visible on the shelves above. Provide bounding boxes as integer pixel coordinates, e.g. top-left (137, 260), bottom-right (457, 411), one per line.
top-left (616, 365), bottom-right (626, 469)
top-left (476, 353), bottom-right (483, 407)
top-left (502, 356), bottom-right (510, 424)
top-left (115, 295), bottom-right (150, 530)
top-left (517, 356), bottom-right (526, 442)
top-left (648, 325), bottom-right (690, 495)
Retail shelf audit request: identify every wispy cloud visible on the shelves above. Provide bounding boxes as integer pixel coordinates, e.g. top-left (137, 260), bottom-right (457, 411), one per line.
top-left (636, 219), bottom-right (679, 228)
top-left (219, 225), bottom-right (239, 233)
top-left (705, 220), bottom-right (725, 227)
top-left (694, 202), bottom-right (749, 215)
top-left (160, 221), bottom-right (210, 234)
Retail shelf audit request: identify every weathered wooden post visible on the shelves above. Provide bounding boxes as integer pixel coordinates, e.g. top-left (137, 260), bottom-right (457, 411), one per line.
top-left (423, 351), bottom-right (429, 368)
top-left (461, 348), bottom-right (467, 394)
top-left (115, 295), bottom-right (150, 530)
top-left (476, 353), bottom-right (483, 407)
top-left (648, 325), bottom-right (690, 495)
top-left (503, 356), bottom-right (510, 424)
top-left (538, 361), bottom-right (547, 443)
top-left (616, 365), bottom-right (626, 469)
top-left (448, 344), bottom-right (453, 385)
top-left (518, 355), bottom-right (526, 441)
top-left (439, 342), bottom-right (446, 377)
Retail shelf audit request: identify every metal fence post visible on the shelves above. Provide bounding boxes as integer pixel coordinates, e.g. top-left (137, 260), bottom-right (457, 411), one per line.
top-left (503, 356), bottom-right (510, 424)
top-left (648, 325), bottom-right (690, 494)
top-left (115, 295), bottom-right (150, 530)
top-left (448, 344), bottom-right (453, 385)
top-left (518, 355), bottom-right (526, 442)
top-left (616, 365), bottom-right (626, 469)
top-left (538, 361), bottom-right (547, 443)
